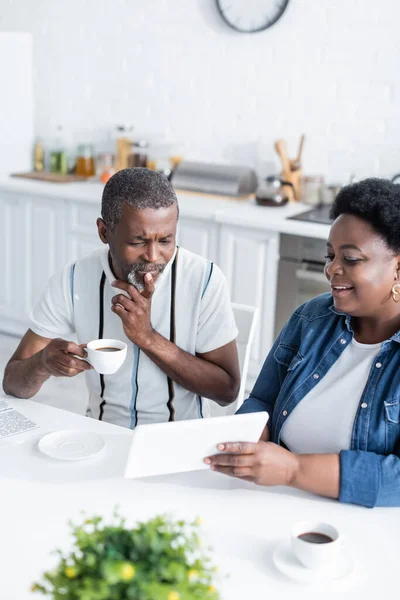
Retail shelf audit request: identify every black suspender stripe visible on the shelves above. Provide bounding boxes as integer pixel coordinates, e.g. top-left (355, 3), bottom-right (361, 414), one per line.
top-left (167, 250), bottom-right (179, 421)
top-left (98, 271), bottom-right (106, 421)
top-left (132, 347), bottom-right (141, 428)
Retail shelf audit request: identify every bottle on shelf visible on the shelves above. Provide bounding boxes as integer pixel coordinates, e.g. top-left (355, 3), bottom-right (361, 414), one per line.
top-left (33, 138), bottom-right (44, 172)
top-left (115, 124), bottom-right (134, 171)
top-left (49, 126), bottom-right (68, 174)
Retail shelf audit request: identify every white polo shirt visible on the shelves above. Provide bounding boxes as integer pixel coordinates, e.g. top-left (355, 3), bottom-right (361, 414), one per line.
top-left (30, 246), bottom-right (238, 428)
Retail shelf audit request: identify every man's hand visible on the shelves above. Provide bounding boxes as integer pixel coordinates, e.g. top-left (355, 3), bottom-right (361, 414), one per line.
top-left (40, 339), bottom-right (92, 378)
top-left (204, 441), bottom-right (299, 487)
top-left (111, 273), bottom-right (155, 347)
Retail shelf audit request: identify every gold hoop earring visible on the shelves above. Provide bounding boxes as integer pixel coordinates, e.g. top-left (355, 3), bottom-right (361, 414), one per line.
top-left (392, 282), bottom-right (400, 302)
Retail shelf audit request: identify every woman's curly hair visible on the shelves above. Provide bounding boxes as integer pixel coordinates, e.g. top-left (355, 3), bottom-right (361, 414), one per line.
top-left (330, 178), bottom-right (400, 253)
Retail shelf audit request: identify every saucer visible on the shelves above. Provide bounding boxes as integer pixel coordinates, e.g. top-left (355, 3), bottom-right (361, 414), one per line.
top-left (273, 540), bottom-right (354, 584)
top-left (38, 430), bottom-right (105, 460)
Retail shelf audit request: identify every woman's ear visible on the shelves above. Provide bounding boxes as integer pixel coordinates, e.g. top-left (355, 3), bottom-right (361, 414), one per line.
top-left (97, 218), bottom-right (108, 244)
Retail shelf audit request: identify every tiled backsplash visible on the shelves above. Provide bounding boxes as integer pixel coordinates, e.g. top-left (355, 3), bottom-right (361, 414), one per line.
top-left (1, 0), bottom-right (399, 182)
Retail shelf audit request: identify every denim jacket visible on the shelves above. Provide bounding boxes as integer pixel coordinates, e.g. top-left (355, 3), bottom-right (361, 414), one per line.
top-left (237, 293), bottom-right (400, 508)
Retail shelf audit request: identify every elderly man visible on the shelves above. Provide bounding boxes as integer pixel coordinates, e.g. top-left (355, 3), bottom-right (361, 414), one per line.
top-left (3, 168), bottom-right (240, 427)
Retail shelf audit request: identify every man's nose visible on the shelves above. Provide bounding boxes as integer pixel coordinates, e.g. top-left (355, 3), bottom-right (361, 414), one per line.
top-left (143, 242), bottom-right (161, 263)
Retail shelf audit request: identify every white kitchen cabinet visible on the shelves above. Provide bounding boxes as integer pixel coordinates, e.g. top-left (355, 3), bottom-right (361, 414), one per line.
top-left (177, 216), bottom-right (219, 263)
top-left (0, 192), bottom-right (66, 335)
top-left (67, 203), bottom-right (103, 261)
top-left (30, 198), bottom-right (66, 306)
top-left (0, 193), bottom-right (30, 334)
top-left (218, 224), bottom-right (280, 386)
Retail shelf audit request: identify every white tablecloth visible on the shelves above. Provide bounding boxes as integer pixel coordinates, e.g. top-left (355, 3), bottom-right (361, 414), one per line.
top-left (0, 395), bottom-right (397, 599)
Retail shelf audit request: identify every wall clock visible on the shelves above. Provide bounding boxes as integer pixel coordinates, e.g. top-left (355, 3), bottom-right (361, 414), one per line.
top-left (216, 0), bottom-right (290, 33)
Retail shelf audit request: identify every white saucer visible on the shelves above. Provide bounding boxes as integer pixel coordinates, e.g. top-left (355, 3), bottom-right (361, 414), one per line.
top-left (38, 430), bottom-right (105, 460)
top-left (273, 540), bottom-right (354, 584)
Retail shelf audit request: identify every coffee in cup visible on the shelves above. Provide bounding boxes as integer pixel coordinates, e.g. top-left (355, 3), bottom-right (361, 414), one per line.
top-left (291, 521), bottom-right (343, 570)
top-left (297, 532), bottom-right (334, 544)
top-left (95, 347), bottom-right (120, 352)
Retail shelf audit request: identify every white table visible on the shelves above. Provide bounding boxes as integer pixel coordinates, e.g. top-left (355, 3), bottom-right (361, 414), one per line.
top-left (0, 394), bottom-right (397, 599)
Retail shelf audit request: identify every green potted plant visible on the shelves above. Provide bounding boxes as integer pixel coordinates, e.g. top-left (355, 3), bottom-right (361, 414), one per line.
top-left (31, 511), bottom-right (220, 600)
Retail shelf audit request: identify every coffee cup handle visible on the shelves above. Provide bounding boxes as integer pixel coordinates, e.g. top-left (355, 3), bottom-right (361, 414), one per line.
top-left (71, 354), bottom-right (91, 365)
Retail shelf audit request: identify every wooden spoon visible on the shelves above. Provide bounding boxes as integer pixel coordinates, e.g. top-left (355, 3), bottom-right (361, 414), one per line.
top-left (289, 134), bottom-right (305, 171)
top-left (274, 139), bottom-right (291, 176)
top-left (297, 134), bottom-right (305, 164)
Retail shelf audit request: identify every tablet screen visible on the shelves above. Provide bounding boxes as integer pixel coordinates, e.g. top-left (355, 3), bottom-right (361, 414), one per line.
top-left (124, 411), bottom-right (268, 478)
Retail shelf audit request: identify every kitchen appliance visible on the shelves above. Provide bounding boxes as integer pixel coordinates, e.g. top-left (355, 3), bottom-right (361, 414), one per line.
top-left (171, 161), bottom-right (257, 197)
top-left (255, 176), bottom-right (294, 207)
top-left (289, 203), bottom-right (333, 225)
top-left (274, 234), bottom-right (331, 338)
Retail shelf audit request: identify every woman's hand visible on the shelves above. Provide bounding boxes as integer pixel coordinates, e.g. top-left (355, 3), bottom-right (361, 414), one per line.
top-left (204, 441), bottom-right (299, 487)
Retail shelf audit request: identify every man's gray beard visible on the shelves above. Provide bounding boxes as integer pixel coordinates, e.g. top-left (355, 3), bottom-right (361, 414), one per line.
top-left (127, 265), bottom-right (166, 291)
top-left (127, 269), bottom-right (145, 291)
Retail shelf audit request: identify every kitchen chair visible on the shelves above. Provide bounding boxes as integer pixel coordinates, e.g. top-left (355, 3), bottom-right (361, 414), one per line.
top-left (208, 302), bottom-right (258, 417)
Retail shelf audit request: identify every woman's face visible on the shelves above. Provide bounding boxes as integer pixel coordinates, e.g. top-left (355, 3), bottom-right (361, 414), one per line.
top-left (325, 214), bottom-right (400, 317)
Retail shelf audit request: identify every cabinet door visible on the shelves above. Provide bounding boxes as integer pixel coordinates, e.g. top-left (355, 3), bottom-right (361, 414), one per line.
top-left (67, 203), bottom-right (103, 261)
top-left (0, 194), bottom-right (30, 332)
top-left (177, 217), bottom-right (219, 262)
top-left (218, 225), bottom-right (279, 386)
top-left (0, 193), bottom-right (66, 335)
top-left (30, 198), bottom-right (66, 308)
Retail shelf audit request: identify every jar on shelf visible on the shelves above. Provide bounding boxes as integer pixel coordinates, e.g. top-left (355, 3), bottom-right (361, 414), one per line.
top-left (127, 140), bottom-right (148, 168)
top-left (301, 175), bottom-right (325, 206)
top-left (97, 153), bottom-right (116, 184)
top-left (76, 144), bottom-right (96, 177)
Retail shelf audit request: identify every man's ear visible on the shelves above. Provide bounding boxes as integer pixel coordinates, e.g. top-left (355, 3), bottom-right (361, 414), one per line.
top-left (97, 218), bottom-right (108, 244)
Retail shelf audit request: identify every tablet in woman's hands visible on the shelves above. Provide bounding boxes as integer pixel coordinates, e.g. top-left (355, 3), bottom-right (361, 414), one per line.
top-left (124, 411), bottom-right (269, 478)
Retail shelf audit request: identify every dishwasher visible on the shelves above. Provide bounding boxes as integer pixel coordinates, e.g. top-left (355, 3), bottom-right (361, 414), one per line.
top-left (274, 234), bottom-right (331, 339)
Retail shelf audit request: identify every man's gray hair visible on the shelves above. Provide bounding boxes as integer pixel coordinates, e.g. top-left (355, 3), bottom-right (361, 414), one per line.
top-left (101, 168), bottom-right (179, 230)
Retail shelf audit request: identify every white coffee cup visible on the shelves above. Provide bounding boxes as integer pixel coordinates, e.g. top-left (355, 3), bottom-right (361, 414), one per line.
top-left (291, 521), bottom-right (344, 570)
top-left (73, 339), bottom-right (127, 375)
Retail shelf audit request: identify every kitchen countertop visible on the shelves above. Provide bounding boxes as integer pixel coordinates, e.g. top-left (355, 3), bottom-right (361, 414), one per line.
top-left (0, 177), bottom-right (331, 240)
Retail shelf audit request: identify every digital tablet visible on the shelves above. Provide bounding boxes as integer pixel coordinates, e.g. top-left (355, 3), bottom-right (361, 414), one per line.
top-left (124, 411), bottom-right (269, 479)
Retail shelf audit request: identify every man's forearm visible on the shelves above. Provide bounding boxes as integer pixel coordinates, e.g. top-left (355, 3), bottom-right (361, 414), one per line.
top-left (290, 453), bottom-right (340, 499)
top-left (3, 352), bottom-right (50, 399)
top-left (140, 331), bottom-right (237, 405)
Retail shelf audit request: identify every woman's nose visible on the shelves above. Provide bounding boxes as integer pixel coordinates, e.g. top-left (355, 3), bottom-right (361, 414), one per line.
top-left (325, 258), bottom-right (344, 278)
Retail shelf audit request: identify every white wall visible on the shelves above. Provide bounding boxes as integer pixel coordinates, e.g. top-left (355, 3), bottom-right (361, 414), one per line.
top-left (1, 0), bottom-right (399, 182)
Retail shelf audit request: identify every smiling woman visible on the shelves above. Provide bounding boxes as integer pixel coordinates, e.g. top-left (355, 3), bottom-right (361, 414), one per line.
top-left (207, 178), bottom-right (400, 508)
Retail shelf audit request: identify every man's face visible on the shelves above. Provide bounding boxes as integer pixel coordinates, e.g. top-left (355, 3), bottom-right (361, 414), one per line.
top-left (98, 202), bottom-right (178, 290)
